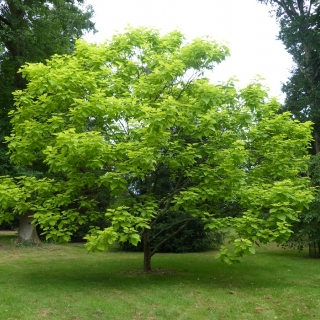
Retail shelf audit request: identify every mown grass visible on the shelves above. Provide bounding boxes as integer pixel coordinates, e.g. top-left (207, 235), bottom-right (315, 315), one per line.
top-left (0, 233), bottom-right (319, 320)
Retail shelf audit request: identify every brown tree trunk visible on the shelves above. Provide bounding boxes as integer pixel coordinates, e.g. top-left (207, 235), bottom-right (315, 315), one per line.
top-left (143, 228), bottom-right (152, 271)
top-left (17, 212), bottom-right (40, 243)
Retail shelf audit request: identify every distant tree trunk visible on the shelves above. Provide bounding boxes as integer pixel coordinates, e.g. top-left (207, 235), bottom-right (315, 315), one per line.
top-left (17, 212), bottom-right (40, 243)
top-left (143, 228), bottom-right (152, 271)
top-left (315, 132), bottom-right (320, 154)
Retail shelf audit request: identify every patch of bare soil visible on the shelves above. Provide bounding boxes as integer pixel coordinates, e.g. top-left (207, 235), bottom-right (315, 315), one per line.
top-left (36, 309), bottom-right (54, 317)
top-left (120, 268), bottom-right (175, 275)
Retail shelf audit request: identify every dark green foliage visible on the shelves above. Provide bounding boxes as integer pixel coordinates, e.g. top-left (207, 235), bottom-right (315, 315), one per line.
top-left (0, 0), bottom-right (96, 89)
top-left (283, 154), bottom-right (320, 251)
top-left (257, 0), bottom-right (320, 255)
top-left (59, 217), bottom-right (111, 243)
top-left (121, 212), bottom-right (226, 253)
top-left (0, 216), bottom-right (18, 230)
top-left (37, 184), bottom-right (113, 243)
top-left (70, 185), bottom-right (112, 242)
top-left (257, 1), bottom-right (320, 148)
top-left (283, 205), bottom-right (320, 251)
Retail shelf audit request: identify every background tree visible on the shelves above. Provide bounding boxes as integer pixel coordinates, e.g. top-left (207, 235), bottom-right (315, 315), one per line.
top-left (0, 0), bottom-right (95, 90)
top-left (256, 0), bottom-right (320, 151)
top-left (0, 28), bottom-right (313, 271)
top-left (282, 153), bottom-right (320, 256)
top-left (257, 0), bottom-right (320, 254)
top-left (0, 0), bottom-right (95, 240)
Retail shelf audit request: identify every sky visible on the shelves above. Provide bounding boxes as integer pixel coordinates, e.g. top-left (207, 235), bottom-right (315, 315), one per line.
top-left (84, 0), bottom-right (293, 102)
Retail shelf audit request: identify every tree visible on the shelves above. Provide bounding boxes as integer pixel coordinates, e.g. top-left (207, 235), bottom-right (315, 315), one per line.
top-left (0, 0), bottom-right (95, 90)
top-left (257, 0), bottom-right (320, 254)
top-left (0, 28), bottom-right (314, 270)
top-left (282, 153), bottom-right (320, 255)
top-left (256, 0), bottom-right (320, 151)
top-left (0, 0), bottom-right (96, 241)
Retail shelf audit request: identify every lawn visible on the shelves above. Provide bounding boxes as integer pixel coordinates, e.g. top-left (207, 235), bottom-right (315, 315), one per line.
top-left (0, 232), bottom-right (319, 320)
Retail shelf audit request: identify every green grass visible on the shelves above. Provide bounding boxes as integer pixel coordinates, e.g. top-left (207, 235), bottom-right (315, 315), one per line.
top-left (0, 233), bottom-right (319, 320)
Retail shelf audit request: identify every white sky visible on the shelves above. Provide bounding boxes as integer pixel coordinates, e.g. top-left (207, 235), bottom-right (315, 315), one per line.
top-left (84, 0), bottom-right (293, 102)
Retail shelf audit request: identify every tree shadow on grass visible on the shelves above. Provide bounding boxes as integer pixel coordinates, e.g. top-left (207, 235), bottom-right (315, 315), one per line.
top-left (2, 248), bottom-right (316, 293)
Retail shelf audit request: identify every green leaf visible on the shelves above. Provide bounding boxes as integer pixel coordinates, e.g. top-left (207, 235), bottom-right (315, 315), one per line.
top-left (96, 243), bottom-right (106, 251)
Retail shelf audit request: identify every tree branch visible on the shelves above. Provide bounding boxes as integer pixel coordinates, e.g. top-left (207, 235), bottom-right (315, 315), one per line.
top-left (175, 71), bottom-right (198, 101)
top-left (150, 198), bottom-right (171, 228)
top-left (158, 176), bottom-right (191, 208)
top-left (313, 66), bottom-right (320, 80)
top-left (127, 188), bottom-right (139, 200)
top-left (149, 176), bottom-right (190, 228)
top-left (145, 173), bottom-right (153, 195)
top-left (0, 15), bottom-right (12, 28)
top-left (271, 0), bottom-right (298, 18)
top-left (150, 217), bottom-right (194, 242)
top-left (297, 0), bottom-right (305, 15)
top-left (286, 0), bottom-right (298, 16)
top-left (293, 57), bottom-right (306, 75)
top-left (307, 0), bottom-right (313, 16)
top-left (150, 219), bottom-right (191, 256)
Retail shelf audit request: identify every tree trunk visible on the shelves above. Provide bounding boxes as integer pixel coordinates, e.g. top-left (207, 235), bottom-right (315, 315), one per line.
top-left (17, 212), bottom-right (40, 243)
top-left (314, 132), bottom-right (320, 154)
top-left (143, 228), bottom-right (152, 271)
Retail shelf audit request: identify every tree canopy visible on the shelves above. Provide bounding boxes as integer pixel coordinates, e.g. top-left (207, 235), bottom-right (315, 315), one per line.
top-left (0, 28), bottom-right (314, 270)
top-left (257, 0), bottom-right (320, 151)
top-left (0, 0), bottom-right (95, 90)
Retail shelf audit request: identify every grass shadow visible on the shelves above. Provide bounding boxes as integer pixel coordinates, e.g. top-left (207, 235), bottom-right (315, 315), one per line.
top-left (1, 241), bottom-right (320, 320)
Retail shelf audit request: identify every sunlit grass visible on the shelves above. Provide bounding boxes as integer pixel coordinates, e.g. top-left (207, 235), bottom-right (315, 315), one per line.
top-left (0, 233), bottom-right (319, 319)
